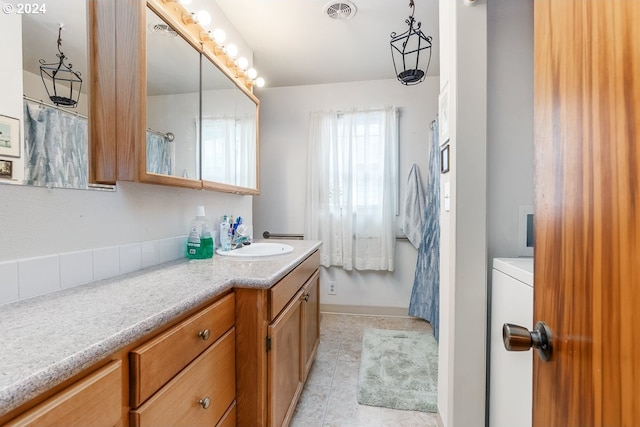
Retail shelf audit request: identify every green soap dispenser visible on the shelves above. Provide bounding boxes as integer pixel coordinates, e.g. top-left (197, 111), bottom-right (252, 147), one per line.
top-left (187, 206), bottom-right (213, 259)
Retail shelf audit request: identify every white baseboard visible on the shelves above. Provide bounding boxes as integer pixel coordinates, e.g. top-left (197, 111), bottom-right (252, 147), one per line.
top-left (320, 304), bottom-right (410, 317)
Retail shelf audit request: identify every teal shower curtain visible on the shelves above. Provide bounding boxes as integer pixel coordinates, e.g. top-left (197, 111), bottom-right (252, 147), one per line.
top-left (23, 101), bottom-right (88, 188)
top-left (408, 119), bottom-right (440, 340)
top-left (146, 131), bottom-right (174, 175)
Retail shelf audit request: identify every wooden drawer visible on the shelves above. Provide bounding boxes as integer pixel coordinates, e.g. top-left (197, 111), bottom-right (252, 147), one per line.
top-left (6, 361), bottom-right (122, 427)
top-left (269, 251), bottom-right (320, 320)
top-left (130, 328), bottom-right (236, 427)
top-left (130, 292), bottom-right (235, 406)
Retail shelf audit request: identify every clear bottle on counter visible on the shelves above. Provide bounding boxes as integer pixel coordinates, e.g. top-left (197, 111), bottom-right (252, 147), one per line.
top-left (219, 216), bottom-right (231, 251)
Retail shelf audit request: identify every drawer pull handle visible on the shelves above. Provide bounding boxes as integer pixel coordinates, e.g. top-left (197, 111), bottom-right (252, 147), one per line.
top-left (198, 329), bottom-right (211, 341)
top-left (303, 292), bottom-right (311, 302)
top-left (199, 397), bottom-right (211, 409)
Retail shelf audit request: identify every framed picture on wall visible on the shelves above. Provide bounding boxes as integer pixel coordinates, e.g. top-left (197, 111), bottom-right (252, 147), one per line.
top-left (0, 115), bottom-right (20, 158)
top-left (438, 82), bottom-right (450, 145)
top-left (0, 159), bottom-right (13, 179)
top-left (440, 144), bottom-right (450, 174)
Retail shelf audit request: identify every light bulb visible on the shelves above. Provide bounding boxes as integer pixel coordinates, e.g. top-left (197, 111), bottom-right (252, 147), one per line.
top-left (247, 68), bottom-right (258, 80)
top-left (237, 57), bottom-right (249, 70)
top-left (255, 77), bottom-right (265, 88)
top-left (212, 28), bottom-right (226, 44)
top-left (195, 10), bottom-right (211, 26)
top-left (225, 43), bottom-right (238, 58)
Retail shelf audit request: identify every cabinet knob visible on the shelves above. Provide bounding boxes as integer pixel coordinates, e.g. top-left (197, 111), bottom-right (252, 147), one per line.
top-left (198, 397), bottom-right (211, 409)
top-left (303, 292), bottom-right (311, 302)
top-left (198, 329), bottom-right (211, 341)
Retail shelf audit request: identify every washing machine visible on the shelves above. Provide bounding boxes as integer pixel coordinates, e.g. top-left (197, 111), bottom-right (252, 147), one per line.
top-left (489, 258), bottom-right (534, 427)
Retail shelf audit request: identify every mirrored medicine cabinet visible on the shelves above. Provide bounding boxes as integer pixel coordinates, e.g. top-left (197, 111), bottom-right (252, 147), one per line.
top-left (116, 0), bottom-right (260, 195)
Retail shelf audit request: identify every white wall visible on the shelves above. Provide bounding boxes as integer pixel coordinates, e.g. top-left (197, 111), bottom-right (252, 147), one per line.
top-left (438, 0), bottom-right (488, 426)
top-left (487, 2), bottom-right (534, 261)
top-left (253, 78), bottom-right (439, 311)
top-left (0, 181), bottom-right (252, 262)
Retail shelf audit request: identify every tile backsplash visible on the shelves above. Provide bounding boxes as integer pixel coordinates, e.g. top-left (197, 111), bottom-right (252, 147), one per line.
top-left (0, 235), bottom-right (187, 305)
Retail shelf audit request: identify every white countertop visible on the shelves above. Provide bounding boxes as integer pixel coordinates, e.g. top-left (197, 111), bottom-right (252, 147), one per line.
top-left (0, 239), bottom-right (321, 417)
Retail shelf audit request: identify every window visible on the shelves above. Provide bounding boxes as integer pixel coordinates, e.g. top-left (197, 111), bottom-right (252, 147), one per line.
top-left (305, 107), bottom-right (399, 271)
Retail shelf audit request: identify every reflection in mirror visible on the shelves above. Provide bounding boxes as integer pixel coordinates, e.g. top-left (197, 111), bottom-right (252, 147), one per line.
top-left (201, 56), bottom-right (257, 189)
top-left (146, 7), bottom-right (200, 180)
top-left (19, 3), bottom-right (89, 188)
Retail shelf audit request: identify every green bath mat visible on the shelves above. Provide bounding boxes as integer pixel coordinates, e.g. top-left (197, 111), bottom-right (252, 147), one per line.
top-left (357, 328), bottom-right (438, 412)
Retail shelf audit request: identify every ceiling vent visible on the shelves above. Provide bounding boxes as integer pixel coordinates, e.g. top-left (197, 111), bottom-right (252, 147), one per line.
top-left (149, 23), bottom-right (178, 37)
top-left (323, 1), bottom-right (357, 20)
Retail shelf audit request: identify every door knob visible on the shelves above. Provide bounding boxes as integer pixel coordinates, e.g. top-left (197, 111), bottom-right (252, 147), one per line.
top-left (503, 321), bottom-right (553, 361)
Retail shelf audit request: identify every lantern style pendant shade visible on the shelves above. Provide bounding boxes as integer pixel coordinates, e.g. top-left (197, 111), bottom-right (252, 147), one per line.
top-left (390, 0), bottom-right (432, 86)
top-left (39, 25), bottom-right (83, 108)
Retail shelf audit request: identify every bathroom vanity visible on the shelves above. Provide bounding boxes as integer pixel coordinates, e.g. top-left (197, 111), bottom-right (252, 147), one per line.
top-left (0, 240), bottom-right (321, 427)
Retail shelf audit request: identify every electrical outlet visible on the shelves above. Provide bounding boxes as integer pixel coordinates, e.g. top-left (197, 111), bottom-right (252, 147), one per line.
top-left (328, 281), bottom-right (337, 295)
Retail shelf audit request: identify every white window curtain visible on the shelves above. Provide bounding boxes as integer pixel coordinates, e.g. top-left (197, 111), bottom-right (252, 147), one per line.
top-left (201, 116), bottom-right (256, 186)
top-left (305, 107), bottom-right (399, 271)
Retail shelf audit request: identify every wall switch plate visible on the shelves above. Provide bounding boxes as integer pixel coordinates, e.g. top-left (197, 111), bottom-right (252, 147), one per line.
top-left (444, 182), bottom-right (451, 212)
top-left (328, 281), bottom-right (337, 295)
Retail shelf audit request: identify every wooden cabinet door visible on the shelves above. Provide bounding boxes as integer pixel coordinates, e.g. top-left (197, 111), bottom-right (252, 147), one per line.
top-left (301, 270), bottom-right (320, 382)
top-left (267, 290), bottom-right (304, 427)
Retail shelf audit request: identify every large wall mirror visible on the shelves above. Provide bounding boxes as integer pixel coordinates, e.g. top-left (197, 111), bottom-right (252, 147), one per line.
top-left (146, 8), bottom-right (201, 181)
top-left (1, 2), bottom-right (88, 189)
top-left (0, 0), bottom-right (115, 189)
top-left (0, 0), bottom-right (115, 190)
top-left (129, 1), bottom-right (260, 194)
top-left (201, 54), bottom-right (258, 190)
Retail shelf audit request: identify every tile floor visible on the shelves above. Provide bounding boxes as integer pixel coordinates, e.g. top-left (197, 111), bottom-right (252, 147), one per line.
top-left (291, 313), bottom-right (440, 427)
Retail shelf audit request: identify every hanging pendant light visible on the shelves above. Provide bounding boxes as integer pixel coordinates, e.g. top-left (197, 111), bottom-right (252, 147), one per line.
top-left (390, 0), bottom-right (432, 85)
top-left (39, 25), bottom-right (83, 108)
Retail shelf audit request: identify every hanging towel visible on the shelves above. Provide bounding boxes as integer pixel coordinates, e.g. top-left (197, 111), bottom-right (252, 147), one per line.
top-left (402, 163), bottom-right (426, 249)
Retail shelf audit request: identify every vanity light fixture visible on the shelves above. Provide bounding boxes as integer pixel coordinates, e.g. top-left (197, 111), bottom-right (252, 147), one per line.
top-left (212, 28), bottom-right (226, 44)
top-left (195, 10), bottom-right (211, 26)
top-left (246, 68), bottom-right (258, 80)
top-left (225, 43), bottom-right (238, 58)
top-left (390, 0), bottom-right (432, 85)
top-left (172, 1), bottom-right (267, 90)
top-left (39, 24), bottom-right (83, 108)
top-left (237, 57), bottom-right (249, 70)
top-left (183, 12), bottom-right (197, 24)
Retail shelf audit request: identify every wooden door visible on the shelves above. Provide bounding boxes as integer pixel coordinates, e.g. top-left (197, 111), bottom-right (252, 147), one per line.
top-left (267, 291), bottom-right (304, 427)
top-left (533, 1), bottom-right (640, 426)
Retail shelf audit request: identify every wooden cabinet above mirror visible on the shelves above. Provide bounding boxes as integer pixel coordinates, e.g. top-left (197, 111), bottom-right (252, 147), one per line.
top-left (115, 0), bottom-right (260, 194)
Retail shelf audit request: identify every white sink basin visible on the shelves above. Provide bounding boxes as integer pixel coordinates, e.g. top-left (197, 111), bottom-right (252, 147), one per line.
top-left (216, 242), bottom-right (294, 258)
